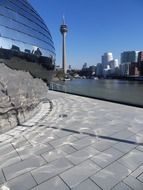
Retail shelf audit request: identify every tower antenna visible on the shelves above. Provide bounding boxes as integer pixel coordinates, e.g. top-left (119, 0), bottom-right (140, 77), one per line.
top-left (62, 14), bottom-right (65, 24)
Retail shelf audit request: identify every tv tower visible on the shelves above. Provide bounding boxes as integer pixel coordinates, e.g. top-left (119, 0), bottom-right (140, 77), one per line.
top-left (60, 16), bottom-right (68, 74)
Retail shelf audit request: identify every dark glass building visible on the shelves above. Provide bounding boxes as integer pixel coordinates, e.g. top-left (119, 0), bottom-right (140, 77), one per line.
top-left (0, 0), bottom-right (55, 83)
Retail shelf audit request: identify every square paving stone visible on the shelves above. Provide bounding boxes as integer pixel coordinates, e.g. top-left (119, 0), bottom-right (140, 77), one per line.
top-left (31, 132), bottom-right (58, 144)
top-left (96, 126), bottom-right (122, 136)
top-left (42, 145), bottom-right (76, 162)
top-left (137, 173), bottom-right (143, 183)
top-left (111, 129), bottom-right (135, 139)
top-left (66, 146), bottom-right (99, 165)
top-left (54, 130), bottom-right (72, 138)
top-left (60, 159), bottom-right (101, 188)
top-left (42, 148), bottom-right (67, 163)
top-left (71, 137), bottom-right (96, 150)
top-left (117, 149), bottom-right (143, 171)
top-left (0, 169), bottom-right (5, 185)
top-left (134, 132), bottom-right (143, 143)
top-left (57, 144), bottom-right (77, 154)
top-left (71, 179), bottom-right (102, 190)
top-left (3, 155), bottom-right (45, 180)
top-left (130, 165), bottom-right (143, 178)
top-left (136, 145), bottom-right (143, 152)
top-left (113, 141), bottom-right (136, 153)
top-left (91, 147), bottom-right (124, 168)
top-left (0, 134), bottom-right (11, 142)
top-left (11, 136), bottom-right (31, 149)
top-left (72, 133), bottom-right (88, 140)
top-left (112, 182), bottom-right (132, 190)
top-left (4, 173), bottom-right (36, 190)
top-left (91, 139), bottom-right (115, 152)
top-left (31, 157), bottom-right (73, 184)
top-left (5, 129), bottom-right (22, 137)
top-left (49, 135), bottom-right (77, 148)
top-left (0, 150), bottom-right (21, 169)
top-left (14, 126), bottom-right (27, 131)
top-left (24, 131), bottom-right (40, 140)
top-left (31, 176), bottom-right (69, 190)
top-left (17, 143), bottom-right (53, 160)
top-left (91, 162), bottom-right (131, 190)
top-left (0, 144), bottom-right (15, 156)
top-left (124, 175), bottom-right (143, 190)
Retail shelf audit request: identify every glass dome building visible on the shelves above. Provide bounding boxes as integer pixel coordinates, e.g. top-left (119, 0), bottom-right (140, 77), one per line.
top-left (0, 0), bottom-right (55, 83)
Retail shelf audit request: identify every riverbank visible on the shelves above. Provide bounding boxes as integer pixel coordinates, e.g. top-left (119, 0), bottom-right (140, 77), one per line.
top-left (0, 90), bottom-right (143, 189)
top-left (50, 79), bottom-right (143, 108)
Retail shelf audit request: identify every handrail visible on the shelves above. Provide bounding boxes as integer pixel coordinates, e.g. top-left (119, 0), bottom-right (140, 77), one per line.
top-left (49, 82), bottom-right (67, 93)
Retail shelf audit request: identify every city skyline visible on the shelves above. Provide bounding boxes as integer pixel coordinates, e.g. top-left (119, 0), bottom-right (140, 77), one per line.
top-left (29, 0), bottom-right (143, 69)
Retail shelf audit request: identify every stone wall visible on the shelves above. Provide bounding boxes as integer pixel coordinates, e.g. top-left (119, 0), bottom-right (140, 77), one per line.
top-left (0, 64), bottom-right (48, 133)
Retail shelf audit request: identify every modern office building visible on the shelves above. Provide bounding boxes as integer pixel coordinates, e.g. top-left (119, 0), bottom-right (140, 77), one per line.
top-left (129, 62), bottom-right (140, 76)
top-left (0, 0), bottom-right (55, 83)
top-left (138, 51), bottom-right (143, 75)
top-left (82, 62), bottom-right (88, 70)
top-left (119, 63), bottom-right (130, 76)
top-left (121, 51), bottom-right (139, 64)
top-left (102, 52), bottom-right (113, 68)
top-left (138, 51), bottom-right (143, 62)
top-left (109, 59), bottom-right (119, 69)
top-left (96, 63), bottom-right (103, 77)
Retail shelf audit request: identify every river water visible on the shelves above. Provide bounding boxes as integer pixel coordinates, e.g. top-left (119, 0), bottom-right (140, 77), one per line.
top-left (51, 79), bottom-right (143, 107)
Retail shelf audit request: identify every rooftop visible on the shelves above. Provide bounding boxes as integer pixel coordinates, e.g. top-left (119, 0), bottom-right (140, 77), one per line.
top-left (0, 91), bottom-right (143, 190)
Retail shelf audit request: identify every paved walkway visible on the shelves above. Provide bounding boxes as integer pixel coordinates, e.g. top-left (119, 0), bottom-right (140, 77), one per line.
top-left (0, 91), bottom-right (143, 190)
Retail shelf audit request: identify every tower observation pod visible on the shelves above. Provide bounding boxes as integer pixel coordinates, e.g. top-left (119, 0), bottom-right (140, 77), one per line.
top-left (60, 16), bottom-right (68, 74)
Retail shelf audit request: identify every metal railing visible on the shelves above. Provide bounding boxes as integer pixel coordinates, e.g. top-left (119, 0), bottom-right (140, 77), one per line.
top-left (49, 82), bottom-right (67, 93)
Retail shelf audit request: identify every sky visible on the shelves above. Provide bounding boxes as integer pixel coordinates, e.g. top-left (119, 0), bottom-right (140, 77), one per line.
top-left (29, 0), bottom-right (143, 69)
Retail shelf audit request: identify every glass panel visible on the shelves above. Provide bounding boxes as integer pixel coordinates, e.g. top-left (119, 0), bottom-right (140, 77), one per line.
top-left (7, 0), bottom-right (47, 30)
top-left (0, 0), bottom-right (55, 58)
top-left (15, 0), bottom-right (44, 23)
top-left (0, 15), bottom-right (54, 47)
top-left (0, 25), bottom-right (55, 55)
top-left (0, 6), bottom-right (52, 42)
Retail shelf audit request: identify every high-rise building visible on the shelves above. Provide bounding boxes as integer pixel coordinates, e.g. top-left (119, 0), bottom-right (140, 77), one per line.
top-left (0, 0), bottom-right (55, 83)
top-left (96, 63), bottom-right (103, 77)
top-left (129, 62), bottom-right (140, 76)
top-left (120, 51), bottom-right (139, 76)
top-left (109, 59), bottom-right (119, 69)
top-left (60, 16), bottom-right (68, 74)
top-left (102, 52), bottom-right (113, 68)
top-left (138, 51), bottom-right (143, 62)
top-left (138, 51), bottom-right (143, 75)
top-left (119, 63), bottom-right (130, 76)
top-left (82, 62), bottom-right (88, 70)
top-left (121, 51), bottom-right (139, 64)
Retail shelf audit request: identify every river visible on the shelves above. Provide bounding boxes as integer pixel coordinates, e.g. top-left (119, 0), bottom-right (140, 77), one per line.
top-left (50, 79), bottom-right (143, 107)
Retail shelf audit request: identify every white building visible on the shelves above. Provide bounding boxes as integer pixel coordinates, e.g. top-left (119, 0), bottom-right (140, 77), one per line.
top-left (110, 59), bottom-right (119, 69)
top-left (102, 52), bottom-right (113, 69)
top-left (108, 59), bottom-right (119, 75)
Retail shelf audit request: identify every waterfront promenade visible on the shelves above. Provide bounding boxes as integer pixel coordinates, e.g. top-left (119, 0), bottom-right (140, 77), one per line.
top-left (0, 91), bottom-right (143, 190)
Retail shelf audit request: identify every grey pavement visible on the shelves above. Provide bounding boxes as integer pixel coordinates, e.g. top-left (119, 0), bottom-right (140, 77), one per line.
top-left (0, 90), bottom-right (143, 190)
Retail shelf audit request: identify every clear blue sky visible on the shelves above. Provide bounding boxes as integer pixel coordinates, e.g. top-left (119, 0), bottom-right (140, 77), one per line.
top-left (29, 0), bottom-right (143, 69)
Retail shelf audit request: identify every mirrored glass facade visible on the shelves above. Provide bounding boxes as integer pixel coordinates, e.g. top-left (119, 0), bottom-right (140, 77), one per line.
top-left (0, 0), bottom-right (55, 82)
